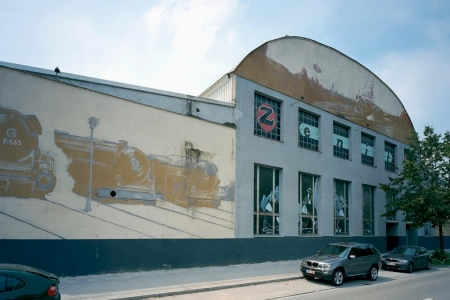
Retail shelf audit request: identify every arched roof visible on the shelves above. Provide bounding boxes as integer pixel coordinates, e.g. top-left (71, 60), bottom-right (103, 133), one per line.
top-left (233, 36), bottom-right (414, 144)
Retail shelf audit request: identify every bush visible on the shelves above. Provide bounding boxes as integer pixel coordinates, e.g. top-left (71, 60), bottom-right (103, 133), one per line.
top-left (431, 249), bottom-right (450, 261)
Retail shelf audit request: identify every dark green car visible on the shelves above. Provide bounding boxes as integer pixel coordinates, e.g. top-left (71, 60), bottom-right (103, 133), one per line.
top-left (381, 245), bottom-right (432, 273)
top-left (0, 264), bottom-right (60, 299)
top-left (301, 242), bottom-right (381, 286)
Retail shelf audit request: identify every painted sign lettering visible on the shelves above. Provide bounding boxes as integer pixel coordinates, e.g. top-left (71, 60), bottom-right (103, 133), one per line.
top-left (257, 103), bottom-right (276, 132)
top-left (299, 123), bottom-right (319, 140)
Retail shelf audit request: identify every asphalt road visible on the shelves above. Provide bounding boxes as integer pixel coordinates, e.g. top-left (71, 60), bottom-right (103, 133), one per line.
top-left (154, 266), bottom-right (450, 300)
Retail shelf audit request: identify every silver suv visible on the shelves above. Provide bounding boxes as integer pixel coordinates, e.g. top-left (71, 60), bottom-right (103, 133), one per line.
top-left (300, 242), bottom-right (381, 286)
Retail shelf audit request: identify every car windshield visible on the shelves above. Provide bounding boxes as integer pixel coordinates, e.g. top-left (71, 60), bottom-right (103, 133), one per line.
top-left (391, 247), bottom-right (416, 255)
top-left (318, 245), bottom-right (349, 257)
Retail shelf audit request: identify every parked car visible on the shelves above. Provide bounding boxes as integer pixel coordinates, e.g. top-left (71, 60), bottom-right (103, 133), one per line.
top-left (0, 264), bottom-right (60, 299)
top-left (300, 242), bottom-right (381, 286)
top-left (381, 245), bottom-right (432, 273)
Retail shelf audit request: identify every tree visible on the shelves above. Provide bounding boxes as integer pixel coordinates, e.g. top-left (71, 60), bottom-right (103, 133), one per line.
top-left (380, 126), bottom-right (450, 251)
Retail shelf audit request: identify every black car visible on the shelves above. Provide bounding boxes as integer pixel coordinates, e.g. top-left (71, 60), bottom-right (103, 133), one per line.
top-left (0, 264), bottom-right (60, 300)
top-left (381, 245), bottom-right (432, 273)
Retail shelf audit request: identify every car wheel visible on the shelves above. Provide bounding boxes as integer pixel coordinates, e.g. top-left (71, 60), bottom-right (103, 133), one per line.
top-left (367, 265), bottom-right (378, 281)
top-left (427, 260), bottom-right (432, 270)
top-left (331, 269), bottom-right (344, 286)
top-left (408, 263), bottom-right (414, 273)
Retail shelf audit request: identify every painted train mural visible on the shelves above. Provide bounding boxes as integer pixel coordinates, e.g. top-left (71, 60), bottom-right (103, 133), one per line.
top-left (1, 106), bottom-right (232, 209)
top-left (0, 107), bottom-right (56, 199)
top-left (54, 130), bottom-right (222, 208)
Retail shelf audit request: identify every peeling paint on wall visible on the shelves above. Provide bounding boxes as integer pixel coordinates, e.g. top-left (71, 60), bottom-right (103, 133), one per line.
top-left (234, 37), bottom-right (414, 143)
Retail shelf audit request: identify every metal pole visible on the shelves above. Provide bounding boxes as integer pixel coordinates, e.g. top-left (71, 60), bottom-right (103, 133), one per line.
top-left (85, 117), bottom-right (99, 212)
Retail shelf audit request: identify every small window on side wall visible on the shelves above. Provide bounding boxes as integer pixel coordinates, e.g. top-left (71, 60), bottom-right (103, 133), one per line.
top-left (254, 93), bottom-right (281, 141)
top-left (298, 109), bottom-right (319, 151)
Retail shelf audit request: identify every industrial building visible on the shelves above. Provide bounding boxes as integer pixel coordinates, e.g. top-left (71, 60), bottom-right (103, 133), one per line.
top-left (1, 36), bottom-right (446, 276)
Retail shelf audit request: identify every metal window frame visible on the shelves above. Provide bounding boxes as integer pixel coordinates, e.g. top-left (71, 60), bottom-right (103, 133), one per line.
top-left (362, 184), bottom-right (375, 235)
top-left (254, 93), bottom-right (281, 141)
top-left (254, 165), bottom-right (280, 236)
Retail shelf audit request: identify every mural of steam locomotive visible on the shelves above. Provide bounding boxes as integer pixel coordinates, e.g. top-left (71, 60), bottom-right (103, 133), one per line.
top-left (0, 107), bottom-right (56, 199)
top-left (54, 130), bottom-right (221, 208)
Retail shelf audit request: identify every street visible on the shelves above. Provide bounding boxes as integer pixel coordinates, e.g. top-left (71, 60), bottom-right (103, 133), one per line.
top-left (153, 266), bottom-right (450, 300)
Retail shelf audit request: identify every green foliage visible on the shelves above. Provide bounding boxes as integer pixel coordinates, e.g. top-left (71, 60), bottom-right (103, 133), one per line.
top-left (431, 249), bottom-right (450, 261)
top-left (379, 126), bottom-right (450, 250)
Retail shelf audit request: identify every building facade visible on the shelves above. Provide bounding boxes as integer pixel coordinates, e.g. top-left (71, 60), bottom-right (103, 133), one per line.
top-left (1, 36), bottom-right (447, 276)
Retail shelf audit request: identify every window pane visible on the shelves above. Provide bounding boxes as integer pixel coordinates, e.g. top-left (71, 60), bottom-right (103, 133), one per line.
top-left (333, 123), bottom-right (349, 159)
top-left (361, 133), bottom-right (374, 166)
top-left (254, 166), bottom-right (280, 235)
top-left (385, 142), bottom-right (396, 172)
top-left (6, 276), bottom-right (25, 292)
top-left (363, 185), bottom-right (374, 235)
top-left (298, 110), bottom-right (319, 151)
top-left (334, 180), bottom-right (349, 235)
top-left (299, 174), bottom-right (319, 235)
top-left (254, 94), bottom-right (281, 141)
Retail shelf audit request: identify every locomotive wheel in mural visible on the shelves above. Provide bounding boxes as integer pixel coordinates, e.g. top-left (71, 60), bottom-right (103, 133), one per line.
top-left (114, 147), bottom-right (150, 187)
top-left (0, 107), bottom-right (56, 199)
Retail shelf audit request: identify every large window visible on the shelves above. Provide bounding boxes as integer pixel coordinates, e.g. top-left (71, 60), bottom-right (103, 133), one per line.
top-left (299, 173), bottom-right (319, 235)
top-left (361, 133), bottom-right (374, 166)
top-left (423, 222), bottom-right (434, 236)
top-left (385, 192), bottom-right (396, 221)
top-left (254, 94), bottom-right (281, 141)
top-left (298, 110), bottom-right (319, 151)
top-left (362, 185), bottom-right (375, 235)
top-left (334, 180), bottom-right (349, 235)
top-left (254, 165), bottom-right (280, 235)
top-left (333, 123), bottom-right (349, 159)
top-left (384, 142), bottom-right (396, 172)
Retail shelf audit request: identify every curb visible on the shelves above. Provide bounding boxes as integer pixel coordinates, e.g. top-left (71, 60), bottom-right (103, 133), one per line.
top-left (71, 274), bottom-right (302, 300)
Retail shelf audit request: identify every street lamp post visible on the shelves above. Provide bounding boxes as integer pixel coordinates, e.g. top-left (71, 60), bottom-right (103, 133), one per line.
top-left (85, 117), bottom-right (99, 212)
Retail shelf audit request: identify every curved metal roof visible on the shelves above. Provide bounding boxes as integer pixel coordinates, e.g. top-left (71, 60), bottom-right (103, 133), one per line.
top-left (232, 36), bottom-right (414, 144)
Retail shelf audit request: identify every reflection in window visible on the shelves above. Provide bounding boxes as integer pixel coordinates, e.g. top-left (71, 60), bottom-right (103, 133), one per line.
top-left (385, 192), bottom-right (396, 221)
top-left (424, 222), bottom-right (434, 236)
top-left (333, 123), bottom-right (349, 159)
top-left (254, 165), bottom-right (280, 235)
top-left (385, 142), bottom-right (396, 172)
top-left (334, 180), bottom-right (349, 235)
top-left (298, 110), bottom-right (319, 151)
top-left (363, 185), bottom-right (375, 235)
top-left (361, 133), bottom-right (374, 166)
top-left (254, 94), bottom-right (281, 141)
top-left (299, 173), bottom-right (319, 235)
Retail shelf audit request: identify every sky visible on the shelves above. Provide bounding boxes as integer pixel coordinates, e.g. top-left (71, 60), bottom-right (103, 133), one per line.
top-left (1, 0), bottom-right (449, 136)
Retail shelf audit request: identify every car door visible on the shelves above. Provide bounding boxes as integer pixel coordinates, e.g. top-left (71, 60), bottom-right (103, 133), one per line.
top-left (346, 246), bottom-right (365, 275)
top-left (415, 247), bottom-right (428, 269)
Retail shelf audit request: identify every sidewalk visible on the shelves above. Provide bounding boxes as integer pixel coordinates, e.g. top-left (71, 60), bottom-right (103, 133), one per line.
top-left (59, 260), bottom-right (302, 300)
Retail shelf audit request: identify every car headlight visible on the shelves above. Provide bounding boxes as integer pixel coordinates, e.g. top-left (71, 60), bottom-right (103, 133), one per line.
top-left (319, 263), bottom-right (331, 270)
top-left (381, 258), bottom-right (386, 262)
top-left (398, 260), bottom-right (408, 264)
top-left (301, 260), bottom-right (307, 266)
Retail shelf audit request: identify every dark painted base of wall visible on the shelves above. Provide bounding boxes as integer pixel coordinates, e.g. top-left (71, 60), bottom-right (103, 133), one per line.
top-left (2, 236), bottom-right (448, 276)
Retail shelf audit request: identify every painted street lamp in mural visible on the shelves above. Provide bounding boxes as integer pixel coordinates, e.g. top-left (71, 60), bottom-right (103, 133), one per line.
top-left (85, 117), bottom-right (99, 212)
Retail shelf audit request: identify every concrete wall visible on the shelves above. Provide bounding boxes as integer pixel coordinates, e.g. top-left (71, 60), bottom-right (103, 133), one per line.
top-left (0, 67), bottom-right (236, 239)
top-left (234, 76), bottom-right (408, 239)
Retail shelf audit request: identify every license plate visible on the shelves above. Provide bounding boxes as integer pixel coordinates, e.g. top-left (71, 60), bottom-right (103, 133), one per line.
top-left (387, 262), bottom-right (396, 266)
top-left (306, 269), bottom-right (315, 274)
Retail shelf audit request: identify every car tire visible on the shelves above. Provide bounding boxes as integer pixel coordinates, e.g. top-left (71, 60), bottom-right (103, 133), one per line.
top-left (367, 265), bottom-right (378, 281)
top-left (408, 263), bottom-right (414, 273)
top-left (426, 260), bottom-right (432, 270)
top-left (331, 269), bottom-right (344, 286)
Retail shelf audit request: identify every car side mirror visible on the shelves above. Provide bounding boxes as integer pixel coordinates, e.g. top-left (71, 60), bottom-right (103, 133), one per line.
top-left (349, 255), bottom-right (356, 259)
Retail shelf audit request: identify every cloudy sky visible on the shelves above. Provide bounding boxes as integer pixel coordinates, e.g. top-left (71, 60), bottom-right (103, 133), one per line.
top-left (1, 0), bottom-right (449, 135)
